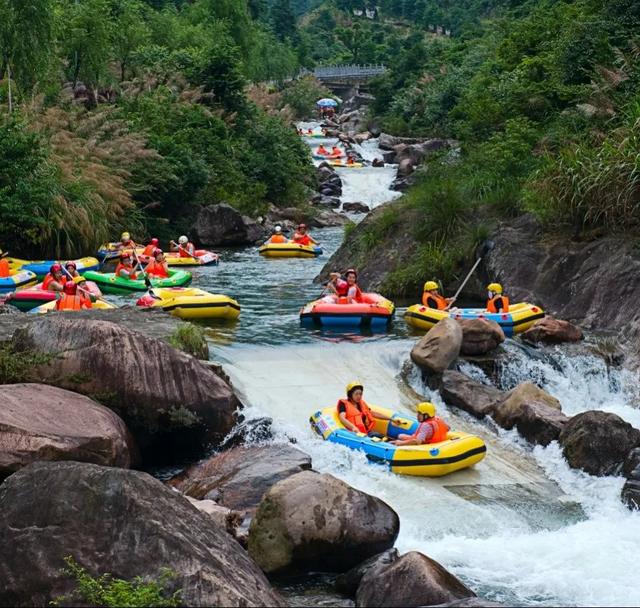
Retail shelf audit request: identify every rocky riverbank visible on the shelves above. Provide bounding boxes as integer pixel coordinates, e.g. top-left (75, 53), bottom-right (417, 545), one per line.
top-left (0, 314), bottom-right (502, 607)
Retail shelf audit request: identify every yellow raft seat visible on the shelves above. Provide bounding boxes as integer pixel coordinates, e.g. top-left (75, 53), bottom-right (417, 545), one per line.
top-left (136, 287), bottom-right (240, 320)
top-left (310, 404), bottom-right (486, 477)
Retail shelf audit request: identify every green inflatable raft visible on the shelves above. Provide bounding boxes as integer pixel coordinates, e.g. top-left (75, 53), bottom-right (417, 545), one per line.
top-left (83, 270), bottom-right (192, 295)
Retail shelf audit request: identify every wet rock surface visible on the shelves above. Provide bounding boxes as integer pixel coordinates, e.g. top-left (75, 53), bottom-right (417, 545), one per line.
top-left (440, 371), bottom-right (503, 418)
top-left (559, 411), bottom-right (640, 476)
top-left (0, 383), bottom-right (135, 478)
top-left (522, 316), bottom-right (583, 344)
top-left (192, 203), bottom-right (267, 246)
top-left (411, 318), bottom-right (462, 375)
top-left (0, 462), bottom-right (285, 607)
top-left (457, 318), bottom-right (505, 356)
top-left (248, 470), bottom-right (399, 574)
top-left (335, 549), bottom-right (399, 596)
top-left (355, 551), bottom-right (476, 608)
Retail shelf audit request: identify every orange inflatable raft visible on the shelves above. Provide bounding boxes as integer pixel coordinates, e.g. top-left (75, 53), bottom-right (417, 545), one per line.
top-left (300, 293), bottom-right (395, 328)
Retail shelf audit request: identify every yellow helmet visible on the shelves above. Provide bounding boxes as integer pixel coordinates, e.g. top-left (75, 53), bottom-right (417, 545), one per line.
top-left (416, 402), bottom-right (436, 417)
top-left (121, 232), bottom-right (131, 240)
top-left (487, 282), bottom-right (503, 294)
top-left (346, 381), bottom-right (363, 396)
top-left (423, 281), bottom-right (439, 292)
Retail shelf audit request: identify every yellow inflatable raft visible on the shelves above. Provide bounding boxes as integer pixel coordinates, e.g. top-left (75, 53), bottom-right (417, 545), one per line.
top-left (0, 269), bottom-right (38, 294)
top-left (404, 302), bottom-right (545, 337)
top-left (310, 404), bottom-right (486, 477)
top-left (32, 300), bottom-right (116, 313)
top-left (136, 287), bottom-right (240, 320)
top-left (258, 242), bottom-right (323, 258)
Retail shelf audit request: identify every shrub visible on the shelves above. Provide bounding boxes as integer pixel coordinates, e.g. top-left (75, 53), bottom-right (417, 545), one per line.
top-left (167, 323), bottom-right (208, 359)
top-left (279, 76), bottom-right (332, 119)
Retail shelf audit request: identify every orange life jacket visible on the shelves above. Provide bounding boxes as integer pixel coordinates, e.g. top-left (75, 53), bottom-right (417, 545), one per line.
top-left (293, 234), bottom-right (311, 246)
top-left (338, 398), bottom-right (375, 434)
top-left (487, 295), bottom-right (510, 313)
top-left (179, 243), bottom-right (195, 258)
top-left (42, 274), bottom-right (67, 291)
top-left (55, 294), bottom-right (91, 311)
top-left (142, 244), bottom-right (156, 256)
top-left (422, 292), bottom-right (448, 310)
top-left (146, 260), bottom-right (169, 278)
top-left (413, 416), bottom-right (449, 444)
top-left (0, 258), bottom-right (9, 278)
top-left (347, 157), bottom-right (355, 165)
top-left (115, 263), bottom-right (137, 280)
top-left (317, 146), bottom-right (328, 155)
top-left (269, 234), bottom-right (287, 244)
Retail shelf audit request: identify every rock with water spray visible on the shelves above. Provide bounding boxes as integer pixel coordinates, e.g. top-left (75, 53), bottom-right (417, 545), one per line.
top-left (621, 448), bottom-right (640, 510)
top-left (248, 470), bottom-right (399, 574)
top-left (559, 411), bottom-right (640, 476)
top-left (492, 382), bottom-right (568, 446)
top-left (522, 316), bottom-right (583, 344)
top-left (0, 383), bottom-right (135, 479)
top-left (456, 318), bottom-right (505, 355)
top-left (355, 551), bottom-right (476, 607)
top-left (440, 371), bottom-right (503, 418)
top-left (411, 318), bottom-right (462, 375)
top-left (11, 317), bottom-right (240, 462)
top-left (0, 461), bottom-right (285, 607)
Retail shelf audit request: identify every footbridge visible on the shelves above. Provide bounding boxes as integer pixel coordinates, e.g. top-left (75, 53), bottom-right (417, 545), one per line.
top-left (299, 64), bottom-right (387, 96)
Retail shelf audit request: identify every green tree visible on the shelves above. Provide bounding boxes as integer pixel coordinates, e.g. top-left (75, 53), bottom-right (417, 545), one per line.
top-left (110, 0), bottom-right (151, 81)
top-left (270, 0), bottom-right (298, 42)
top-left (0, 0), bottom-right (55, 112)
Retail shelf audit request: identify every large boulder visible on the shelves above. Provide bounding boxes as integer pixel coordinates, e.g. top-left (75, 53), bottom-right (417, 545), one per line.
top-left (354, 131), bottom-right (372, 144)
top-left (440, 371), bottom-right (503, 418)
top-left (378, 133), bottom-right (426, 151)
top-left (559, 411), bottom-right (640, 476)
top-left (169, 443), bottom-right (312, 516)
top-left (0, 462), bottom-right (284, 607)
top-left (248, 470), bottom-right (399, 574)
top-left (355, 551), bottom-right (476, 607)
top-left (522, 316), bottom-right (583, 344)
top-left (343, 202), bottom-right (370, 214)
top-left (492, 383), bottom-right (568, 446)
top-left (192, 203), bottom-right (267, 246)
top-left (336, 549), bottom-right (399, 596)
top-left (12, 317), bottom-right (240, 461)
top-left (621, 448), bottom-right (640, 510)
top-left (456, 318), bottom-right (505, 356)
top-left (410, 318), bottom-right (463, 375)
top-left (397, 158), bottom-right (415, 177)
top-left (0, 383), bottom-right (134, 479)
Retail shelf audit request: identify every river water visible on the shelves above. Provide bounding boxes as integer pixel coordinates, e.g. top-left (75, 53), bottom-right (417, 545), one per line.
top-left (192, 126), bottom-right (640, 605)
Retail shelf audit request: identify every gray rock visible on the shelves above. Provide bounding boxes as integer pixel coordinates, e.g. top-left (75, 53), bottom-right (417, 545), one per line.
top-left (248, 470), bottom-right (399, 574)
top-left (440, 371), bottom-right (503, 418)
top-left (623, 447), bottom-right (640, 479)
top-left (522, 316), bottom-right (583, 344)
top-left (335, 549), bottom-right (399, 596)
top-left (397, 158), bottom-right (415, 177)
top-left (411, 318), bottom-right (463, 375)
top-left (192, 203), bottom-right (267, 246)
top-left (378, 133), bottom-right (427, 151)
top-left (559, 411), bottom-right (640, 476)
top-left (622, 479), bottom-right (640, 510)
top-left (457, 318), bottom-right (505, 356)
top-left (343, 202), bottom-right (370, 214)
top-left (0, 462), bottom-right (284, 607)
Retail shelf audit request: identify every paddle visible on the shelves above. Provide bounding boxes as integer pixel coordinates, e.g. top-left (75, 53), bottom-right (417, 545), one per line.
top-left (446, 240), bottom-right (495, 310)
top-left (170, 240), bottom-right (196, 259)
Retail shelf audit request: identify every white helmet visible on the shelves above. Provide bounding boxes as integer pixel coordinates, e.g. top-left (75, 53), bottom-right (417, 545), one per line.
top-left (178, 235), bottom-right (188, 244)
top-left (275, 225), bottom-right (282, 233)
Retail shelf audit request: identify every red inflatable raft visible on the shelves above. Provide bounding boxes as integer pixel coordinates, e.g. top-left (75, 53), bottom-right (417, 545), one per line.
top-left (300, 293), bottom-right (395, 328)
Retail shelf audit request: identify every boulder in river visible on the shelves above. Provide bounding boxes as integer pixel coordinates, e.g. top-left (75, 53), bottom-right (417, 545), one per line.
top-left (312, 194), bottom-right (342, 208)
top-left (621, 448), bottom-right (640, 510)
top-left (559, 411), bottom-right (640, 476)
top-left (378, 133), bottom-right (426, 151)
top-left (492, 383), bottom-right (568, 446)
top-left (397, 158), bottom-right (415, 177)
top-left (355, 551), bottom-right (476, 608)
top-left (12, 317), bottom-right (240, 462)
top-left (372, 158), bottom-right (385, 167)
top-left (0, 461), bottom-right (284, 607)
top-left (248, 470), bottom-right (399, 574)
top-left (456, 318), bottom-right (505, 356)
top-left (192, 203), bottom-right (267, 246)
top-left (335, 549), bottom-right (399, 596)
top-left (440, 370), bottom-right (503, 418)
top-left (169, 443), bottom-right (312, 516)
top-left (343, 202), bottom-right (371, 214)
top-left (0, 383), bottom-right (135, 479)
top-left (354, 131), bottom-right (372, 144)
top-left (522, 316), bottom-right (583, 344)
top-left (411, 318), bottom-right (462, 375)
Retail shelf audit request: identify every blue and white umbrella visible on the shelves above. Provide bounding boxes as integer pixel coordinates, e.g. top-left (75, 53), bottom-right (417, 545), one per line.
top-left (316, 98), bottom-right (338, 107)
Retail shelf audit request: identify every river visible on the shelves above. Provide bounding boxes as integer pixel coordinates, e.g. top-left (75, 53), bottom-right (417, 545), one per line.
top-left (174, 126), bottom-right (640, 605)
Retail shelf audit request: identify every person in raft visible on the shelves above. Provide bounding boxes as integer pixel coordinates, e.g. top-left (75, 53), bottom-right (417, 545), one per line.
top-left (422, 281), bottom-right (456, 310)
top-left (327, 268), bottom-right (363, 303)
top-left (64, 261), bottom-right (80, 279)
top-left (145, 249), bottom-right (169, 278)
top-left (292, 224), bottom-right (318, 247)
top-left (116, 231), bottom-right (137, 250)
top-left (316, 144), bottom-right (329, 156)
top-left (338, 382), bottom-right (397, 436)
top-left (141, 238), bottom-right (159, 257)
top-left (390, 402), bottom-right (450, 446)
top-left (486, 282), bottom-right (509, 313)
top-left (114, 252), bottom-right (138, 280)
top-left (0, 250), bottom-right (10, 278)
top-left (42, 263), bottom-right (67, 291)
top-left (331, 145), bottom-right (343, 157)
top-left (267, 226), bottom-right (288, 244)
top-left (55, 279), bottom-right (94, 311)
top-left (170, 235), bottom-right (196, 258)
top-left (346, 152), bottom-right (356, 166)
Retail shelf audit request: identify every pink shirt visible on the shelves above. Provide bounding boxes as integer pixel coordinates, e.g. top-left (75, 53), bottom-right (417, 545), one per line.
top-left (414, 421), bottom-right (434, 444)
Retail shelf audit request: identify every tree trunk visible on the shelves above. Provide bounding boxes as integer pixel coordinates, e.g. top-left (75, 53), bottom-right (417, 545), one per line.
top-left (7, 61), bottom-right (12, 114)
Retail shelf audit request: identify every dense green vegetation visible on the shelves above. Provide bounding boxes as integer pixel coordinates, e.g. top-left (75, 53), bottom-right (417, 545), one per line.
top-left (351, 0), bottom-right (640, 294)
top-left (0, 0), bottom-right (312, 257)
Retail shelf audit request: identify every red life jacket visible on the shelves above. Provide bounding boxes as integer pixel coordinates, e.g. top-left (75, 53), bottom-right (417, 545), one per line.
top-left (422, 292), bottom-right (448, 310)
top-left (115, 263), bottom-right (137, 280)
top-left (413, 416), bottom-right (449, 444)
top-left (179, 243), bottom-right (195, 258)
top-left (43, 274), bottom-right (67, 291)
top-left (293, 234), bottom-right (311, 246)
top-left (146, 260), bottom-right (169, 278)
top-left (55, 294), bottom-right (91, 311)
top-left (338, 398), bottom-right (375, 433)
top-left (349, 285), bottom-right (363, 303)
top-left (487, 295), bottom-right (510, 313)
top-left (0, 259), bottom-right (9, 278)
top-left (142, 244), bottom-right (156, 256)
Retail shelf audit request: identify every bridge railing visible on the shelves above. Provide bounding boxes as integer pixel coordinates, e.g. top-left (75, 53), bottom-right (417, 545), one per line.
top-left (299, 64), bottom-right (387, 80)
